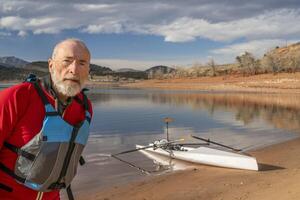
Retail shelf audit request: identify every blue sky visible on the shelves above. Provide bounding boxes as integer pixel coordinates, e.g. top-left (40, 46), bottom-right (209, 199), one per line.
top-left (1, 0), bottom-right (300, 70)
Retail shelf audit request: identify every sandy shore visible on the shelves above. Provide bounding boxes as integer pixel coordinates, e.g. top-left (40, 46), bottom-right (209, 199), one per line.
top-left (120, 72), bottom-right (300, 94)
top-left (76, 137), bottom-right (300, 200)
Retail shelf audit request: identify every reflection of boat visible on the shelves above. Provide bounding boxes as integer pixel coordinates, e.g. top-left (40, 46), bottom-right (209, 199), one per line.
top-left (135, 145), bottom-right (192, 171)
top-left (136, 143), bottom-right (258, 171)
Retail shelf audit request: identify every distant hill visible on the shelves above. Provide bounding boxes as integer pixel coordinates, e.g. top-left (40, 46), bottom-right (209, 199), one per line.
top-left (0, 64), bottom-right (46, 81)
top-left (145, 65), bottom-right (175, 78)
top-left (0, 56), bottom-right (29, 68)
top-left (116, 68), bottom-right (142, 73)
top-left (25, 61), bottom-right (49, 72)
top-left (0, 57), bottom-right (115, 81)
top-left (0, 58), bottom-right (48, 80)
top-left (89, 64), bottom-right (113, 76)
top-left (145, 65), bottom-right (174, 73)
top-left (261, 42), bottom-right (300, 73)
top-left (24, 62), bottom-right (114, 76)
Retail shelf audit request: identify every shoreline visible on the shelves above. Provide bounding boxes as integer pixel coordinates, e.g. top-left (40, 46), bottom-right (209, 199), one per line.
top-left (76, 136), bottom-right (300, 200)
top-left (117, 72), bottom-right (300, 94)
top-left (76, 73), bottom-right (300, 200)
top-left (2, 72), bottom-right (300, 94)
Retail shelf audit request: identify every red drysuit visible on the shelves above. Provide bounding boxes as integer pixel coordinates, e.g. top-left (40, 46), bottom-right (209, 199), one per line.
top-left (0, 81), bottom-right (92, 200)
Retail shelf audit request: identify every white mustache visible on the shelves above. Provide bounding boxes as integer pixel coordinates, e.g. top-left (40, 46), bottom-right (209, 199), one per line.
top-left (63, 77), bottom-right (80, 82)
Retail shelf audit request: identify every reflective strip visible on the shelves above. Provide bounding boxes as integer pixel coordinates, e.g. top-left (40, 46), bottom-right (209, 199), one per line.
top-left (25, 181), bottom-right (43, 190)
top-left (36, 192), bottom-right (44, 200)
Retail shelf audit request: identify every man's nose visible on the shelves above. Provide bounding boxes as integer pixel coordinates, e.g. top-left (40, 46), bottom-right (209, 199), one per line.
top-left (68, 60), bottom-right (80, 74)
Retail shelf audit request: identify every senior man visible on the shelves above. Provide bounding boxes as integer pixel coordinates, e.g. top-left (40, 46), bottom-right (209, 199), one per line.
top-left (0, 38), bottom-right (93, 200)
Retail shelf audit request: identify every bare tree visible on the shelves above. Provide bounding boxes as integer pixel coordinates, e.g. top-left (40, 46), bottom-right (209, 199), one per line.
top-left (290, 54), bottom-right (300, 73)
top-left (261, 54), bottom-right (281, 74)
top-left (236, 52), bottom-right (260, 75)
top-left (191, 62), bottom-right (203, 77)
top-left (174, 66), bottom-right (189, 78)
top-left (207, 58), bottom-right (216, 76)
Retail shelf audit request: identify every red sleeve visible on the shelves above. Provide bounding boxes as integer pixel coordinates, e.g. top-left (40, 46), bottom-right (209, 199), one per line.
top-left (0, 83), bottom-right (31, 149)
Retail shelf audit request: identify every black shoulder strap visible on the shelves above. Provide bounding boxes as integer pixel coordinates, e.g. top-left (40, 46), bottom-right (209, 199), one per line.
top-left (66, 185), bottom-right (74, 200)
top-left (0, 142), bottom-right (35, 185)
top-left (0, 183), bottom-right (13, 192)
top-left (32, 82), bottom-right (50, 105)
top-left (0, 162), bottom-right (26, 183)
top-left (24, 74), bottom-right (49, 105)
top-left (3, 142), bottom-right (35, 161)
top-left (80, 89), bottom-right (91, 124)
top-left (81, 88), bottom-right (89, 111)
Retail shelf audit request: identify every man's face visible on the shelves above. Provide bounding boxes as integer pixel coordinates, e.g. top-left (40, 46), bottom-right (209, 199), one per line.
top-left (48, 41), bottom-right (90, 97)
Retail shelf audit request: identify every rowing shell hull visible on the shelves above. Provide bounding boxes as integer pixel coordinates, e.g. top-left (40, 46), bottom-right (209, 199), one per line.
top-left (136, 144), bottom-right (258, 171)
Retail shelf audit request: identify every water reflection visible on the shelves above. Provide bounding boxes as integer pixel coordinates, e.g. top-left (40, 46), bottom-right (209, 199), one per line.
top-left (151, 92), bottom-right (300, 133)
top-left (88, 89), bottom-right (300, 135)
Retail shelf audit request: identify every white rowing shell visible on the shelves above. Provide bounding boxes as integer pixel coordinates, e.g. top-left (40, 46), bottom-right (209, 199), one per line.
top-left (136, 144), bottom-right (258, 171)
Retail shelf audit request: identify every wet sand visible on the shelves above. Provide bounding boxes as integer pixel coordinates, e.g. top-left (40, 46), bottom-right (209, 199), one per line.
top-left (76, 137), bottom-right (300, 200)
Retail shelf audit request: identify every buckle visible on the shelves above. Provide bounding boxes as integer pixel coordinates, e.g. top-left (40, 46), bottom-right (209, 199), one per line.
top-left (48, 182), bottom-right (66, 190)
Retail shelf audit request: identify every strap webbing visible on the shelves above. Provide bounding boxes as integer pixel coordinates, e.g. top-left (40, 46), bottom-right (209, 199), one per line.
top-left (32, 82), bottom-right (50, 105)
top-left (0, 162), bottom-right (26, 183)
top-left (24, 74), bottom-right (49, 105)
top-left (0, 183), bottom-right (13, 192)
top-left (86, 116), bottom-right (91, 124)
top-left (66, 185), bottom-right (74, 200)
top-left (79, 156), bottom-right (85, 166)
top-left (45, 111), bottom-right (60, 116)
top-left (3, 142), bottom-right (35, 161)
top-left (82, 91), bottom-right (89, 111)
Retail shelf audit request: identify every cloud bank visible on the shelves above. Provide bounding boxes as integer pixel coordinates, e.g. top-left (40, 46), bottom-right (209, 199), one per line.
top-left (1, 1), bottom-right (299, 41)
top-left (1, 0), bottom-right (300, 64)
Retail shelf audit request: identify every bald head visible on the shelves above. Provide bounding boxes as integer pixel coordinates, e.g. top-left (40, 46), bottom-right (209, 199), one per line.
top-left (51, 38), bottom-right (90, 60)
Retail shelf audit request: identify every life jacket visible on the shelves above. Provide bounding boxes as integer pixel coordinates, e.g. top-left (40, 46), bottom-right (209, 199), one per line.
top-left (0, 75), bottom-right (91, 199)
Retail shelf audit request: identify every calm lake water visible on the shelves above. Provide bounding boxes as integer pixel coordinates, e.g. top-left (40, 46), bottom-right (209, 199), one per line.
top-left (1, 85), bottom-right (300, 198)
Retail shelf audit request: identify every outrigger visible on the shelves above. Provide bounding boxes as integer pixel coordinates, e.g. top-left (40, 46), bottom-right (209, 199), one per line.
top-left (109, 118), bottom-right (259, 173)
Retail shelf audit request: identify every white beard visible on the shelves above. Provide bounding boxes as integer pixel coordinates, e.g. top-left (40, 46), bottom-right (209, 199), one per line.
top-left (51, 70), bottom-right (82, 97)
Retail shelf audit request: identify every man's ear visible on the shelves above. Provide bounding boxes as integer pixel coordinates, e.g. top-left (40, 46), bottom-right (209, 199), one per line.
top-left (48, 58), bottom-right (53, 72)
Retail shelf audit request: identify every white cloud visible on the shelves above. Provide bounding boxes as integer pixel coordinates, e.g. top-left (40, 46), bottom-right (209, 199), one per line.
top-left (27, 17), bottom-right (59, 27)
top-left (73, 3), bottom-right (116, 12)
top-left (18, 30), bottom-right (27, 37)
top-left (147, 9), bottom-right (300, 42)
top-left (0, 15), bottom-right (75, 35)
top-left (0, 1), bottom-right (25, 13)
top-left (0, 16), bottom-right (26, 30)
top-left (33, 28), bottom-right (61, 34)
top-left (83, 21), bottom-right (124, 34)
